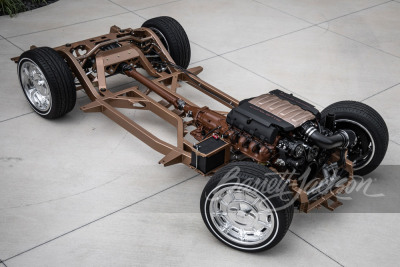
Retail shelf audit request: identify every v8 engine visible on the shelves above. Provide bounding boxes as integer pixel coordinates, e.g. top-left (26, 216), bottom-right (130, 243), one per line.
top-left (222, 89), bottom-right (356, 175)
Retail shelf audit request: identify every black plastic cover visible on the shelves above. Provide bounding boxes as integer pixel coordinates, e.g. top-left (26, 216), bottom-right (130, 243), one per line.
top-left (269, 89), bottom-right (320, 118)
top-left (190, 137), bottom-right (227, 173)
top-left (226, 90), bottom-right (319, 143)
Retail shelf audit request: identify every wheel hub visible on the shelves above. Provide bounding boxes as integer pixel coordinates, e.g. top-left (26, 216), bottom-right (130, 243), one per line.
top-left (228, 202), bottom-right (258, 227)
top-left (19, 60), bottom-right (52, 112)
top-left (208, 185), bottom-right (275, 245)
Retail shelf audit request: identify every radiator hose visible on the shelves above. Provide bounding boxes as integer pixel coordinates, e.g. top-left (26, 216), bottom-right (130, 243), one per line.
top-left (302, 122), bottom-right (357, 149)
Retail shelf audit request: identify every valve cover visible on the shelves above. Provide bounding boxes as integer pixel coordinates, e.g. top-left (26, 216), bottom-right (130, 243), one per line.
top-left (226, 90), bottom-right (319, 144)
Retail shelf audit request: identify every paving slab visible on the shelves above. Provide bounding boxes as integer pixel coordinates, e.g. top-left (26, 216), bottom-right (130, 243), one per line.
top-left (223, 26), bottom-right (400, 108)
top-left (111, 0), bottom-right (182, 11)
top-left (382, 142), bottom-right (400, 165)
top-left (290, 212), bottom-right (400, 266)
top-left (320, 1), bottom-right (400, 57)
top-left (0, 39), bottom-right (31, 122)
top-left (4, 177), bottom-right (340, 267)
top-left (136, 0), bottom-right (311, 54)
top-left (256, 0), bottom-right (388, 24)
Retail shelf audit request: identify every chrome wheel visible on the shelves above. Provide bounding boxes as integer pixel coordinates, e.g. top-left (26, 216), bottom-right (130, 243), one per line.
top-left (19, 60), bottom-right (52, 113)
top-left (206, 184), bottom-right (276, 246)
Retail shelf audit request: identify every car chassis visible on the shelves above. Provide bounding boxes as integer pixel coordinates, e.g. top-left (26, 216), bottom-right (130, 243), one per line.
top-left (12, 24), bottom-right (347, 212)
top-left (12, 17), bottom-right (388, 252)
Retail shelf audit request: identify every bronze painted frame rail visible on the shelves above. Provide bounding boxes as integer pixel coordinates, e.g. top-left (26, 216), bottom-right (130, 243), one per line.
top-left (38, 25), bottom-right (239, 173)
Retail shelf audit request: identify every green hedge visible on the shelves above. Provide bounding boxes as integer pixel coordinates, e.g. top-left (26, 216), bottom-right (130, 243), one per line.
top-left (0, 0), bottom-right (47, 17)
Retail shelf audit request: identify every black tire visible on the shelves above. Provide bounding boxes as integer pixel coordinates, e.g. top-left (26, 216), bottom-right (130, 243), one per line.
top-left (321, 101), bottom-right (388, 176)
top-left (18, 47), bottom-right (76, 119)
top-left (200, 162), bottom-right (294, 252)
top-left (142, 16), bottom-right (191, 69)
